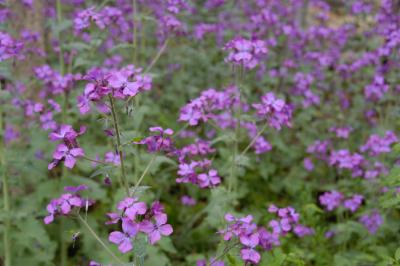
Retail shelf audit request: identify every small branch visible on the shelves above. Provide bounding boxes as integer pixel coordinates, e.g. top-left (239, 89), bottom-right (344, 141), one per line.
top-left (239, 122), bottom-right (268, 158)
top-left (78, 215), bottom-right (125, 265)
top-left (131, 154), bottom-right (157, 196)
top-left (82, 156), bottom-right (109, 165)
top-left (208, 241), bottom-right (240, 266)
top-left (124, 38), bottom-right (170, 107)
top-left (108, 95), bottom-right (130, 196)
top-left (145, 38), bottom-right (169, 73)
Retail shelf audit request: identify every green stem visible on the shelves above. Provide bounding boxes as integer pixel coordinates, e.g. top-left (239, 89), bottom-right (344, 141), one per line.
top-left (208, 242), bottom-right (239, 266)
top-left (145, 38), bottom-right (169, 73)
top-left (131, 154), bottom-right (157, 196)
top-left (78, 215), bottom-right (125, 265)
top-left (108, 95), bottom-right (130, 196)
top-left (0, 84), bottom-right (11, 266)
top-left (229, 66), bottom-right (243, 191)
top-left (82, 156), bottom-right (109, 165)
top-left (239, 122), bottom-right (269, 157)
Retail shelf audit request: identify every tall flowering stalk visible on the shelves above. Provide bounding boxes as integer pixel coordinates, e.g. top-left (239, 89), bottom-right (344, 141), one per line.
top-left (108, 94), bottom-right (130, 196)
top-left (1, 81), bottom-right (11, 266)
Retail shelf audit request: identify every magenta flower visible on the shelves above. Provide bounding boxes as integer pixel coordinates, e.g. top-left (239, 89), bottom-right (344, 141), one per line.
top-left (197, 169), bottom-right (221, 188)
top-left (252, 92), bottom-right (292, 130)
top-left (240, 232), bottom-right (261, 264)
top-left (135, 126), bottom-right (174, 153)
top-left (109, 218), bottom-right (139, 253)
top-left (359, 210), bottom-right (383, 234)
top-left (139, 213), bottom-right (173, 244)
top-left (64, 184), bottom-right (88, 193)
top-left (49, 124), bottom-right (86, 143)
top-left (48, 144), bottom-right (85, 169)
top-left (44, 192), bottom-right (87, 224)
top-left (224, 37), bottom-right (268, 69)
top-left (343, 194), bottom-right (363, 212)
top-left (117, 197), bottom-right (147, 220)
top-left (319, 191), bottom-right (343, 211)
top-left (180, 195), bottom-right (197, 206)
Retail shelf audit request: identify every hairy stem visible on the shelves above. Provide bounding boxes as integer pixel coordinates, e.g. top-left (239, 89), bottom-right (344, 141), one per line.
top-left (1, 81), bottom-right (11, 266)
top-left (109, 95), bottom-right (130, 196)
top-left (78, 215), bottom-right (125, 265)
top-left (131, 154), bottom-right (157, 196)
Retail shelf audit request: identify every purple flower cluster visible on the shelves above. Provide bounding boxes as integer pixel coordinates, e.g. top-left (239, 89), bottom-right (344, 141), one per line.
top-left (329, 126), bottom-right (352, 139)
top-left (319, 191), bottom-right (363, 213)
top-left (252, 92), bottom-right (293, 130)
top-left (48, 124), bottom-right (86, 169)
top-left (364, 75), bottom-right (389, 102)
top-left (179, 87), bottom-right (238, 126)
top-left (0, 31), bottom-right (24, 61)
top-left (175, 139), bottom-right (221, 188)
top-left (180, 195), bottom-right (196, 206)
top-left (359, 210), bottom-right (383, 234)
top-left (44, 185), bottom-right (92, 224)
top-left (224, 37), bottom-right (268, 69)
top-left (242, 121), bottom-right (272, 154)
top-left (218, 205), bottom-right (312, 264)
top-left (360, 131), bottom-right (398, 156)
top-left (34, 65), bottom-right (81, 95)
top-left (78, 65), bottom-right (152, 114)
top-left (329, 149), bottom-right (364, 176)
top-left (107, 198), bottom-right (173, 253)
top-left (135, 127), bottom-right (174, 153)
top-left (293, 72), bottom-right (320, 107)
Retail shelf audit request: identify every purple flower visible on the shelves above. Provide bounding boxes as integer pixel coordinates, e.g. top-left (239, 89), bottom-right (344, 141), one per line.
top-left (364, 75), bottom-right (389, 101)
top-left (180, 195), bottom-right (197, 206)
top-left (140, 213), bottom-right (173, 244)
top-left (252, 92), bottom-right (292, 130)
top-left (104, 152), bottom-right (121, 165)
top-left (303, 157), bottom-right (314, 171)
top-left (360, 131), bottom-right (398, 156)
top-left (135, 127), bottom-right (174, 153)
top-left (359, 210), bottom-right (383, 234)
top-left (64, 184), bottom-right (88, 193)
top-left (224, 37), bottom-right (268, 69)
top-left (293, 225), bottom-right (314, 237)
top-left (319, 191), bottom-right (343, 211)
top-left (48, 144), bottom-right (85, 169)
top-left (49, 124), bottom-right (86, 146)
top-left (44, 193), bottom-right (86, 224)
top-left (343, 194), bottom-right (363, 212)
top-left (109, 218), bottom-right (139, 253)
top-left (117, 197), bottom-right (147, 220)
top-left (197, 169), bottom-right (221, 188)
top-left (240, 248), bottom-right (261, 264)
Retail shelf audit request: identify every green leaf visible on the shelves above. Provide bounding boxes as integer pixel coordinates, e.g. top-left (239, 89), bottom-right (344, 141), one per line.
top-left (90, 165), bottom-right (115, 178)
top-left (157, 237), bottom-right (177, 254)
top-left (395, 248), bottom-right (400, 261)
